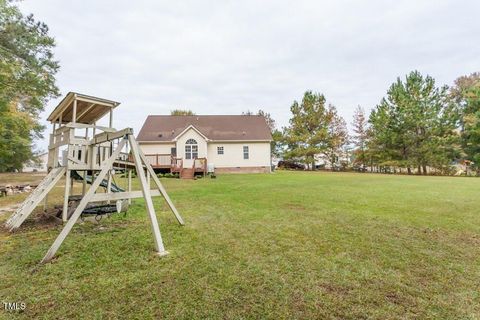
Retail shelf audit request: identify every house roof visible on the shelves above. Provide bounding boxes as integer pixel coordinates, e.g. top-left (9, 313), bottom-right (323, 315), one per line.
top-left (137, 115), bottom-right (272, 142)
top-left (47, 92), bottom-right (120, 124)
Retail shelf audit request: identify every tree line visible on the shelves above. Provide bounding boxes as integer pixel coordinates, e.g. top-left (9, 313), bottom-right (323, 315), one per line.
top-left (1, 2), bottom-right (479, 177)
top-left (273, 71), bottom-right (480, 176)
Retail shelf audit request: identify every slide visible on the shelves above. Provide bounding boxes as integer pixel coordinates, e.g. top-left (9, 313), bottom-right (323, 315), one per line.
top-left (70, 170), bottom-right (125, 192)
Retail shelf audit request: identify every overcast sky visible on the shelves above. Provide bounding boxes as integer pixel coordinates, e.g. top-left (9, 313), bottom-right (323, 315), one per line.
top-left (17, 0), bottom-right (480, 151)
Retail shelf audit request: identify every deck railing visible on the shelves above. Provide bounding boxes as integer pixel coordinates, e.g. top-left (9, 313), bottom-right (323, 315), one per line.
top-left (193, 157), bottom-right (207, 175)
top-left (143, 154), bottom-right (173, 168)
top-left (137, 154), bottom-right (207, 175)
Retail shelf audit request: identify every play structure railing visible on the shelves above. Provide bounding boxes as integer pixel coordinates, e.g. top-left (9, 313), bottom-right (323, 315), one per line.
top-left (6, 92), bottom-right (187, 264)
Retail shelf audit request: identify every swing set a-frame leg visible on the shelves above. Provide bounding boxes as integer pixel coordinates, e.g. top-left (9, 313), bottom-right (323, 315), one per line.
top-left (128, 135), bottom-right (168, 255)
top-left (135, 139), bottom-right (185, 226)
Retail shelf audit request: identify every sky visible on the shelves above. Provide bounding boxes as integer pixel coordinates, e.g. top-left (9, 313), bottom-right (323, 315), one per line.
top-left (17, 0), bottom-right (480, 151)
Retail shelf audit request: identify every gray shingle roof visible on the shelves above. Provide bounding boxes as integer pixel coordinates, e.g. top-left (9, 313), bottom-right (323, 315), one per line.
top-left (137, 115), bottom-right (272, 142)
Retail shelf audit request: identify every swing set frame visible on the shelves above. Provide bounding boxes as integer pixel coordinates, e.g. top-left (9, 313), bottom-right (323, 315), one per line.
top-left (5, 92), bottom-right (184, 263)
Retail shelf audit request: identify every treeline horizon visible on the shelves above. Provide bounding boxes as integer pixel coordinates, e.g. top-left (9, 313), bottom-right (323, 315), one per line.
top-left (263, 70), bottom-right (480, 176)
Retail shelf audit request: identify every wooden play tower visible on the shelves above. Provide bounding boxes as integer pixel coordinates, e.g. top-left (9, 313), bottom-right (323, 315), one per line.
top-left (5, 92), bottom-right (184, 263)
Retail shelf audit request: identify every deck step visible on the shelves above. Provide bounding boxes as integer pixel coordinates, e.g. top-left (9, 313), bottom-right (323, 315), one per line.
top-left (180, 168), bottom-right (194, 179)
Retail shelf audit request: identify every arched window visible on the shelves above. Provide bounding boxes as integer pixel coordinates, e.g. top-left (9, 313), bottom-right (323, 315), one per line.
top-left (185, 139), bottom-right (198, 160)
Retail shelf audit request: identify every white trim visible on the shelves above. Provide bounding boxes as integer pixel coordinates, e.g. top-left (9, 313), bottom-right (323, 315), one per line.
top-left (209, 139), bottom-right (272, 143)
top-left (137, 141), bottom-right (175, 144)
top-left (173, 125), bottom-right (209, 142)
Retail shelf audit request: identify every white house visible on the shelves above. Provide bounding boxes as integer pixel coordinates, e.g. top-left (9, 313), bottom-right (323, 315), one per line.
top-left (137, 115), bottom-right (272, 176)
top-left (22, 152), bottom-right (48, 172)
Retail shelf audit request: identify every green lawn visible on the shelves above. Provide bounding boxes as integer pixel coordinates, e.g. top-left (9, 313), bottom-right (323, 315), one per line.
top-left (1, 171), bottom-right (479, 319)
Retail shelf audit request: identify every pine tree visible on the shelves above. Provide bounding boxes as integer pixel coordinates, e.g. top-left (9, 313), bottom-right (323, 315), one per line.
top-left (368, 71), bottom-right (459, 174)
top-left (451, 73), bottom-right (480, 174)
top-left (283, 91), bottom-right (334, 170)
top-left (351, 106), bottom-right (368, 169)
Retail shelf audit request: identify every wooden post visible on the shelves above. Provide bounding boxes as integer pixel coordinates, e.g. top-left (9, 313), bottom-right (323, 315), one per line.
top-left (128, 169), bottom-right (132, 205)
top-left (82, 171), bottom-right (87, 195)
top-left (42, 138), bottom-right (127, 263)
top-left (136, 142), bottom-right (185, 226)
top-left (82, 128), bottom-right (88, 195)
top-left (107, 170), bottom-right (112, 200)
top-left (109, 108), bottom-right (113, 128)
top-left (72, 96), bottom-right (77, 124)
top-left (147, 169), bottom-right (150, 188)
top-left (128, 135), bottom-right (168, 255)
top-left (63, 169), bottom-right (71, 222)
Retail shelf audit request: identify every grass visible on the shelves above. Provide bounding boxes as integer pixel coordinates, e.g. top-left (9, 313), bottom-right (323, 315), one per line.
top-left (0, 171), bottom-right (479, 319)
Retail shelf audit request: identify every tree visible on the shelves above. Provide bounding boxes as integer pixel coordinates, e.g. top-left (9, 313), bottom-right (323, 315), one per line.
top-left (324, 105), bottom-right (348, 170)
top-left (170, 109), bottom-right (195, 115)
top-left (351, 106), bottom-right (368, 169)
top-left (451, 72), bottom-right (480, 174)
top-left (283, 91), bottom-right (334, 170)
top-left (0, 0), bottom-right (59, 172)
top-left (368, 71), bottom-right (459, 174)
top-left (256, 109), bottom-right (276, 133)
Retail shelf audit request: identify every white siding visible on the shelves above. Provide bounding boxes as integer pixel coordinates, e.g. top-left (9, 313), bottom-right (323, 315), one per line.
top-left (207, 142), bottom-right (271, 168)
top-left (176, 128), bottom-right (207, 168)
top-left (139, 143), bottom-right (175, 155)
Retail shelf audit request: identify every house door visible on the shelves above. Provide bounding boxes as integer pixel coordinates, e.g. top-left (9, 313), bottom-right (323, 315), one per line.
top-left (184, 139), bottom-right (198, 168)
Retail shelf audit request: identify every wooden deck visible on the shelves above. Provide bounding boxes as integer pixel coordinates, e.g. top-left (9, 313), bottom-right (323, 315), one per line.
top-left (142, 154), bottom-right (207, 178)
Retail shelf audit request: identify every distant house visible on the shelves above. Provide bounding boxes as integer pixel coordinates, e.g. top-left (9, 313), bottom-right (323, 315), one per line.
top-left (137, 115), bottom-right (272, 174)
top-left (22, 152), bottom-right (48, 172)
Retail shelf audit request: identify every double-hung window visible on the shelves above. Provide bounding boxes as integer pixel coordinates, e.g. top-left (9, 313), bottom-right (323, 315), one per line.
top-left (243, 146), bottom-right (249, 159)
top-left (217, 146), bottom-right (224, 155)
top-left (185, 139), bottom-right (198, 160)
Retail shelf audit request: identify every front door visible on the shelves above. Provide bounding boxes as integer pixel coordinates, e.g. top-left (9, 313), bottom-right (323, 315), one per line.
top-left (183, 139), bottom-right (198, 168)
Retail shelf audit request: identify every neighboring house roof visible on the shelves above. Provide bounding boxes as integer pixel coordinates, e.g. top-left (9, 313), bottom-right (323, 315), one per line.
top-left (137, 115), bottom-right (272, 142)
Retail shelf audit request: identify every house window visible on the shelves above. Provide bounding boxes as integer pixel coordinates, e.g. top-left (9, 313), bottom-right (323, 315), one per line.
top-left (217, 146), bottom-right (224, 155)
top-left (243, 146), bottom-right (249, 159)
top-left (185, 139), bottom-right (198, 160)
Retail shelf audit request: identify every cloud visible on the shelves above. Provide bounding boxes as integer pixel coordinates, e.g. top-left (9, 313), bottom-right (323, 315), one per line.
top-left (17, 0), bottom-right (480, 150)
